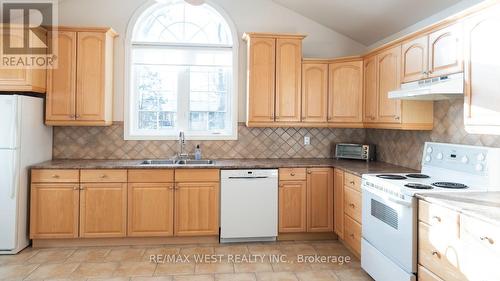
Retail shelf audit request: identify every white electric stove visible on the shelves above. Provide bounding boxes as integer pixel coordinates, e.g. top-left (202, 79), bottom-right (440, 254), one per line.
top-left (361, 142), bottom-right (500, 281)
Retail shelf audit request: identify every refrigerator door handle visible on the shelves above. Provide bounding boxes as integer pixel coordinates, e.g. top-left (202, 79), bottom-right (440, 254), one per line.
top-left (10, 151), bottom-right (18, 199)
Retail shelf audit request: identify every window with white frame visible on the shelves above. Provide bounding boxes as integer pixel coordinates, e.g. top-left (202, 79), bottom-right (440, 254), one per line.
top-left (126, 0), bottom-right (237, 140)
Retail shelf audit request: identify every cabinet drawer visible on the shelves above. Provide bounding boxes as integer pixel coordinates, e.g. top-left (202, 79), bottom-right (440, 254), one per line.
top-left (419, 200), bottom-right (459, 235)
top-left (344, 172), bottom-right (361, 192)
top-left (344, 215), bottom-right (361, 256)
top-left (279, 168), bottom-right (306, 181)
top-left (80, 170), bottom-right (127, 183)
top-left (344, 186), bottom-right (361, 223)
top-left (32, 169), bottom-right (79, 183)
top-left (461, 215), bottom-right (500, 255)
top-left (418, 222), bottom-right (465, 281)
top-left (418, 265), bottom-right (444, 281)
top-left (175, 169), bottom-right (219, 182)
top-left (128, 169), bottom-right (174, 183)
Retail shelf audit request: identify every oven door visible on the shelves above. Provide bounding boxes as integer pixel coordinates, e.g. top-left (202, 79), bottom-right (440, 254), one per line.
top-left (362, 184), bottom-right (417, 274)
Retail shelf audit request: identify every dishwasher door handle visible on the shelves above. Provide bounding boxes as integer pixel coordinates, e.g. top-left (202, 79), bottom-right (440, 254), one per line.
top-left (227, 176), bottom-right (270, 179)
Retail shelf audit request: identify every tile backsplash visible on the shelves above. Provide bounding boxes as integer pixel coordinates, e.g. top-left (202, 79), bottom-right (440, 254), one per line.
top-left (53, 124), bottom-right (366, 160)
top-left (52, 99), bottom-right (500, 169)
top-left (366, 99), bottom-right (500, 169)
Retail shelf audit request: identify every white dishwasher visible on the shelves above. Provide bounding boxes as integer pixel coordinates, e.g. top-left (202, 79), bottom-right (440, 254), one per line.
top-left (220, 169), bottom-right (278, 243)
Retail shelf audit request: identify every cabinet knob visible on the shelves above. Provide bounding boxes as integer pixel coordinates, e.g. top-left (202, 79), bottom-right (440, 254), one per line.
top-left (350, 180), bottom-right (355, 185)
top-left (80, 186), bottom-right (85, 190)
top-left (349, 203), bottom-right (355, 208)
top-left (100, 174), bottom-right (107, 179)
top-left (307, 170), bottom-right (311, 174)
top-left (279, 184), bottom-right (284, 188)
top-left (480, 236), bottom-right (494, 244)
top-left (290, 173), bottom-right (295, 176)
top-left (51, 174), bottom-right (59, 178)
top-left (394, 116), bottom-right (400, 120)
top-left (349, 233), bottom-right (355, 238)
top-left (75, 114), bottom-right (81, 119)
top-left (431, 216), bottom-right (441, 223)
top-left (69, 114), bottom-right (75, 119)
top-left (431, 250), bottom-right (441, 258)
top-left (73, 186), bottom-right (78, 190)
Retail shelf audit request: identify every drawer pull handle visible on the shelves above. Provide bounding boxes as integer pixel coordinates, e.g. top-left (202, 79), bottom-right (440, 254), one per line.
top-left (431, 216), bottom-right (441, 223)
top-left (480, 236), bottom-right (494, 244)
top-left (290, 173), bottom-right (295, 176)
top-left (100, 175), bottom-right (107, 178)
top-left (349, 233), bottom-right (355, 238)
top-left (431, 251), bottom-right (441, 258)
top-left (51, 175), bottom-right (59, 178)
top-left (349, 180), bottom-right (355, 184)
top-left (349, 203), bottom-right (355, 208)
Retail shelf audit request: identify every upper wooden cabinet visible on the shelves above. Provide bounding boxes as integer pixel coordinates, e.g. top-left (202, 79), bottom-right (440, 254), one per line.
top-left (463, 5), bottom-right (500, 135)
top-left (328, 60), bottom-right (363, 125)
top-left (243, 33), bottom-right (305, 127)
top-left (402, 23), bottom-right (463, 83)
top-left (301, 62), bottom-right (328, 123)
top-left (364, 45), bottom-right (434, 130)
top-left (46, 27), bottom-right (117, 126)
top-left (402, 36), bottom-right (428, 83)
top-left (0, 26), bottom-right (46, 93)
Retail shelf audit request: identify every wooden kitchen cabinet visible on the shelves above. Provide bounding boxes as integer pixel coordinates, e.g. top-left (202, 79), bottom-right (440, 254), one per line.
top-left (344, 214), bottom-right (362, 257)
top-left (328, 60), bottom-right (363, 125)
top-left (402, 36), bottom-right (428, 83)
top-left (30, 183), bottom-right (79, 239)
top-left (344, 186), bottom-right (362, 223)
top-left (0, 26), bottom-right (46, 93)
top-left (45, 27), bottom-right (117, 126)
top-left (402, 23), bottom-right (463, 83)
top-left (243, 33), bottom-right (305, 127)
top-left (363, 55), bottom-right (378, 123)
top-left (79, 183), bottom-right (127, 238)
top-left (463, 5), bottom-right (500, 135)
top-left (174, 169), bottom-right (220, 236)
top-left (278, 180), bottom-right (307, 232)
top-left (377, 45), bottom-right (402, 123)
top-left (333, 168), bottom-right (344, 239)
top-left (307, 168), bottom-right (334, 232)
top-left (301, 62), bottom-right (328, 123)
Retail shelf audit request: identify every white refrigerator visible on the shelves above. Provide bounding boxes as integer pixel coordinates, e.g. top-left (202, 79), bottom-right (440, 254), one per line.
top-left (0, 95), bottom-right (52, 254)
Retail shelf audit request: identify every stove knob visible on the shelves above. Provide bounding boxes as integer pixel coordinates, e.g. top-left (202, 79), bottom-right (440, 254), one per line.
top-left (477, 153), bottom-right (485, 161)
top-left (426, 147), bottom-right (433, 153)
top-left (461, 156), bottom-right (469, 164)
top-left (475, 163), bottom-right (484, 172)
top-left (436, 153), bottom-right (443, 160)
top-left (425, 155), bottom-right (431, 162)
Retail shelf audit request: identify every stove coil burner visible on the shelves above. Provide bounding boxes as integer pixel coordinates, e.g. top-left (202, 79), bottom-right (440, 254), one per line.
top-left (376, 174), bottom-right (407, 180)
top-left (406, 174), bottom-right (430, 179)
top-left (432, 182), bottom-right (469, 189)
top-left (404, 183), bottom-right (433, 189)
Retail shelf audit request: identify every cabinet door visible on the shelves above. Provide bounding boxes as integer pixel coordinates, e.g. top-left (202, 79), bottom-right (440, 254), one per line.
top-left (80, 183), bottom-right (127, 238)
top-left (301, 63), bottom-right (328, 123)
top-left (363, 55), bottom-right (378, 122)
top-left (174, 182), bottom-right (219, 236)
top-left (278, 180), bottom-right (307, 233)
top-left (333, 169), bottom-right (344, 239)
top-left (377, 46), bottom-right (402, 123)
top-left (128, 183), bottom-right (174, 237)
top-left (30, 184), bottom-right (79, 239)
top-left (328, 61), bottom-right (363, 123)
top-left (428, 23), bottom-right (463, 78)
top-left (402, 36), bottom-right (428, 82)
top-left (247, 37), bottom-right (276, 123)
top-left (46, 31), bottom-right (77, 122)
top-left (76, 32), bottom-right (106, 121)
top-left (275, 38), bottom-right (302, 122)
top-left (464, 6), bottom-right (500, 134)
top-left (307, 168), bottom-right (333, 232)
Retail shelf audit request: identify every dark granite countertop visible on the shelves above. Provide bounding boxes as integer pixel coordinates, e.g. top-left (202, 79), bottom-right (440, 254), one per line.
top-left (417, 192), bottom-right (500, 226)
top-left (30, 158), bottom-right (415, 177)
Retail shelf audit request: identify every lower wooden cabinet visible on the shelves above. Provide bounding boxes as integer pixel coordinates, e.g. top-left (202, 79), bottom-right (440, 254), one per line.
top-left (278, 168), bottom-right (333, 233)
top-left (418, 265), bottom-right (444, 281)
top-left (128, 183), bottom-right (174, 237)
top-left (333, 168), bottom-right (344, 238)
top-left (30, 183), bottom-right (79, 239)
top-left (79, 183), bottom-right (127, 238)
top-left (279, 180), bottom-right (307, 232)
top-left (344, 215), bottom-right (361, 256)
top-left (174, 182), bottom-right (220, 236)
top-left (307, 168), bottom-right (333, 232)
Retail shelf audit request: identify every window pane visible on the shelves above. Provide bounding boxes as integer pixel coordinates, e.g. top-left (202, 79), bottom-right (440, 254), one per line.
top-left (133, 0), bottom-right (232, 45)
top-left (208, 112), bottom-right (226, 130)
top-left (138, 111), bottom-right (158, 130)
top-left (189, 112), bottom-right (208, 131)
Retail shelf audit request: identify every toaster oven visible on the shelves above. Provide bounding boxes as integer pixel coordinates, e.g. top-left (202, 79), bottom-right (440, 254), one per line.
top-left (335, 143), bottom-right (375, 162)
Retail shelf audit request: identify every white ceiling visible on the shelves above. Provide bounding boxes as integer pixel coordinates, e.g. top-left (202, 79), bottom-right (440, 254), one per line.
top-left (271, 0), bottom-right (463, 46)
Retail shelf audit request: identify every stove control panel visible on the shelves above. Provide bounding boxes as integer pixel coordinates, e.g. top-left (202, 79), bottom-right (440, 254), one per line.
top-left (422, 142), bottom-right (495, 175)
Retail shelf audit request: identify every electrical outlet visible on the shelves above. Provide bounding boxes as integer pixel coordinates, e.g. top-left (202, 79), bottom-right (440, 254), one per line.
top-left (304, 136), bottom-right (311, 145)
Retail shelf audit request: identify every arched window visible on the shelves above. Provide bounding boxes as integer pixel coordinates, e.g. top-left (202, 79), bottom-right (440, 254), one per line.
top-left (125, 0), bottom-right (237, 140)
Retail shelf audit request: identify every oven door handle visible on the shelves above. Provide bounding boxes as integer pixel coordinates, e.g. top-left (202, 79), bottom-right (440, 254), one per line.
top-left (363, 184), bottom-right (413, 208)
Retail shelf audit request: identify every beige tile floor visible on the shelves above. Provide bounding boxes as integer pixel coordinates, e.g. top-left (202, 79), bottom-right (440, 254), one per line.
top-left (0, 240), bottom-right (373, 281)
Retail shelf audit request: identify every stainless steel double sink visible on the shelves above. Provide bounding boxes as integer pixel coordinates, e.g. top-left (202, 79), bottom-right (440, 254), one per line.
top-left (139, 159), bottom-right (215, 166)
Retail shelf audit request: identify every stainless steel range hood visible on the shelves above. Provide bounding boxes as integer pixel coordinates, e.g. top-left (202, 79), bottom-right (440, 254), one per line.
top-left (388, 72), bottom-right (464, 100)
